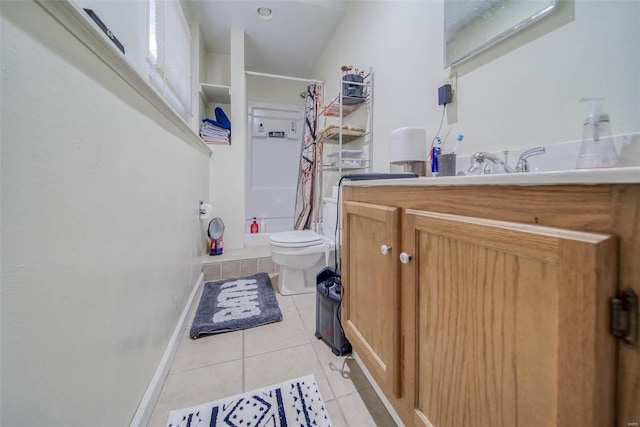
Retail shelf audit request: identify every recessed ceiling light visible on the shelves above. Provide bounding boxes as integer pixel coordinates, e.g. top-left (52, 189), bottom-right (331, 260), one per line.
top-left (256, 7), bottom-right (273, 20)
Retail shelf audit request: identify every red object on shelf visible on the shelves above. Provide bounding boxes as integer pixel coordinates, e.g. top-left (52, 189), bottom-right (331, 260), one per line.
top-left (250, 217), bottom-right (259, 234)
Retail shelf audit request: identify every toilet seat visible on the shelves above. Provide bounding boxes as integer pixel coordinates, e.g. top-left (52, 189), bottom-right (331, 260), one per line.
top-left (269, 230), bottom-right (325, 248)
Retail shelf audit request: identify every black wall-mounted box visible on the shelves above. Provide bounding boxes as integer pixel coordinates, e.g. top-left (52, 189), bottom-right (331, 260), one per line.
top-left (84, 9), bottom-right (125, 54)
top-left (438, 84), bottom-right (452, 105)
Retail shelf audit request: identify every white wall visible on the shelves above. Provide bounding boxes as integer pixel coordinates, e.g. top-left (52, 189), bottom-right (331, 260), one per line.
top-left (74, 0), bottom-right (148, 76)
top-left (208, 29), bottom-right (246, 249)
top-left (247, 74), bottom-right (308, 106)
top-left (313, 0), bottom-right (640, 171)
top-left (206, 52), bottom-right (231, 86)
top-left (0, 2), bottom-right (210, 425)
top-left (191, 21), bottom-right (203, 132)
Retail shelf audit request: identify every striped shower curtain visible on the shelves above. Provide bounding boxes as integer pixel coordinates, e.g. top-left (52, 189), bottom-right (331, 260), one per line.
top-left (294, 82), bottom-right (323, 230)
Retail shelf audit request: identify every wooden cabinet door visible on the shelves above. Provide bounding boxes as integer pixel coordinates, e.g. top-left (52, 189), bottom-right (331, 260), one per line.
top-left (403, 210), bottom-right (618, 427)
top-left (342, 201), bottom-right (402, 397)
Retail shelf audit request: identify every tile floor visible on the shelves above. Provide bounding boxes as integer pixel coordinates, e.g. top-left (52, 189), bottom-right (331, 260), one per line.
top-left (148, 276), bottom-right (396, 426)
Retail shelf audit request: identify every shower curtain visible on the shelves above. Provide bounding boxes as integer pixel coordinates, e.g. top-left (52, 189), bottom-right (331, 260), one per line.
top-left (294, 82), bottom-right (323, 230)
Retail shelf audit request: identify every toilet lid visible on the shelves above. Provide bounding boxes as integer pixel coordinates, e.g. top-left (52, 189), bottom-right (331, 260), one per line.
top-left (269, 230), bottom-right (324, 246)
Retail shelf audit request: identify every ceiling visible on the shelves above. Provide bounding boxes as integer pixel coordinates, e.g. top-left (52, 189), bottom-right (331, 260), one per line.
top-left (188, 0), bottom-right (349, 79)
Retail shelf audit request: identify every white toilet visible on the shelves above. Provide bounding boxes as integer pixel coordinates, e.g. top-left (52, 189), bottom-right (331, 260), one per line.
top-left (269, 198), bottom-right (338, 295)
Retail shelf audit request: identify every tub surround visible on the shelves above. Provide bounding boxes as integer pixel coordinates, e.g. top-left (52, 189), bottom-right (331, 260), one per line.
top-left (245, 232), bottom-right (273, 247)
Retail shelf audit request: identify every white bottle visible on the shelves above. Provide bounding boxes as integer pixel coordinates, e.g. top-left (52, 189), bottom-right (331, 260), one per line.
top-left (260, 216), bottom-right (266, 233)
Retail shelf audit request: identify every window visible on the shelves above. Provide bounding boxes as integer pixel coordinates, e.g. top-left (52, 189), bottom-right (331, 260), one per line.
top-left (148, 0), bottom-right (192, 120)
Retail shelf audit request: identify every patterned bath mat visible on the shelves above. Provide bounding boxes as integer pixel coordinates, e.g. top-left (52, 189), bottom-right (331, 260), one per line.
top-left (166, 374), bottom-right (331, 427)
top-left (190, 272), bottom-right (282, 338)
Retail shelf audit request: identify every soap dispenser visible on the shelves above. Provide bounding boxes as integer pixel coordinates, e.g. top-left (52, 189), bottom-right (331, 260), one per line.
top-left (576, 98), bottom-right (618, 169)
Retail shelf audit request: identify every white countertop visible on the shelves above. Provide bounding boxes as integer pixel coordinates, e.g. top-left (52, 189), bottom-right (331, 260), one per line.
top-left (343, 167), bottom-right (640, 187)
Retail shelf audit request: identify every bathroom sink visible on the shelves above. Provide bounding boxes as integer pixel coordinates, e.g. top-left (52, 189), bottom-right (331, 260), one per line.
top-left (344, 166), bottom-right (640, 187)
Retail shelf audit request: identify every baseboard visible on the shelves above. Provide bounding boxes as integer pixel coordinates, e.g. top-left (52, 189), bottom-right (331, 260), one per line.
top-left (129, 272), bottom-right (204, 426)
top-left (352, 352), bottom-right (406, 427)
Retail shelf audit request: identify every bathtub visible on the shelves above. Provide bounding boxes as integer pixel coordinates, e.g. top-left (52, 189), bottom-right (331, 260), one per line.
top-left (244, 233), bottom-right (272, 247)
top-left (244, 217), bottom-right (293, 247)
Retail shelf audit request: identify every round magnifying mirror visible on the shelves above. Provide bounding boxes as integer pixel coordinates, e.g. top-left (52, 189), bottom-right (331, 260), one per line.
top-left (207, 217), bottom-right (225, 240)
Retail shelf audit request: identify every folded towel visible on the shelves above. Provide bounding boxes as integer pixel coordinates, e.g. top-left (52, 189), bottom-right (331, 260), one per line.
top-left (203, 107), bottom-right (231, 130)
top-left (201, 124), bottom-right (231, 138)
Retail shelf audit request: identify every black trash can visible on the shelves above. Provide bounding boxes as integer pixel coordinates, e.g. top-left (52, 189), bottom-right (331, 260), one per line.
top-left (315, 267), bottom-right (352, 356)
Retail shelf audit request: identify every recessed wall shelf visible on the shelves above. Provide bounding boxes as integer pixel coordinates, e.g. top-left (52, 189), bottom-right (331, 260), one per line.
top-left (200, 84), bottom-right (231, 105)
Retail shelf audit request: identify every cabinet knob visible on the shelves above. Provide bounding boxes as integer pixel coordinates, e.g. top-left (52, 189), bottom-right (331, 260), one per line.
top-left (380, 245), bottom-right (392, 255)
top-left (399, 252), bottom-right (412, 264)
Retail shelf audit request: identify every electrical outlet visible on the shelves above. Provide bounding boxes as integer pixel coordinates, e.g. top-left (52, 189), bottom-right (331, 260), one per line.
top-left (448, 72), bottom-right (457, 99)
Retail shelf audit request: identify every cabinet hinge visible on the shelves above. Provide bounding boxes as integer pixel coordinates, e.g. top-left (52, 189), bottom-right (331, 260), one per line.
top-left (610, 288), bottom-right (638, 348)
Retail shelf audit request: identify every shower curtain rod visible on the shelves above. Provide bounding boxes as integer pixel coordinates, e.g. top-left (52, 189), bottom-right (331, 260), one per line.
top-left (245, 70), bottom-right (323, 84)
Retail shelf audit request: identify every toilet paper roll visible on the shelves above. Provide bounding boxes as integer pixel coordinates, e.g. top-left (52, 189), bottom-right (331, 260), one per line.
top-left (199, 203), bottom-right (213, 220)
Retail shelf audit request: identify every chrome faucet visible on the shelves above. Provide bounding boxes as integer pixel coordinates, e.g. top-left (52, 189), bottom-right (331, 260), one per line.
top-left (468, 146), bottom-right (545, 174)
top-left (468, 152), bottom-right (514, 174)
top-left (514, 146), bottom-right (546, 172)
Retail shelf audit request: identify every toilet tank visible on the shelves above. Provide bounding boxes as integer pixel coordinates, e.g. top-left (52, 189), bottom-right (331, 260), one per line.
top-left (322, 197), bottom-right (340, 241)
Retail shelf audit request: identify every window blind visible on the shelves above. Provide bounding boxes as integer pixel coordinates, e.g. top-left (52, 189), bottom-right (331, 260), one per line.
top-left (148, 0), bottom-right (191, 120)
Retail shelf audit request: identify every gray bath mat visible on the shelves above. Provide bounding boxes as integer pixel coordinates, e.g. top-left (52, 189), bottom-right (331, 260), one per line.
top-left (190, 272), bottom-right (282, 339)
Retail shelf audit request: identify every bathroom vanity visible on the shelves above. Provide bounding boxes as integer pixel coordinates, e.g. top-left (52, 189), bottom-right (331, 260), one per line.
top-left (341, 168), bottom-right (639, 427)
